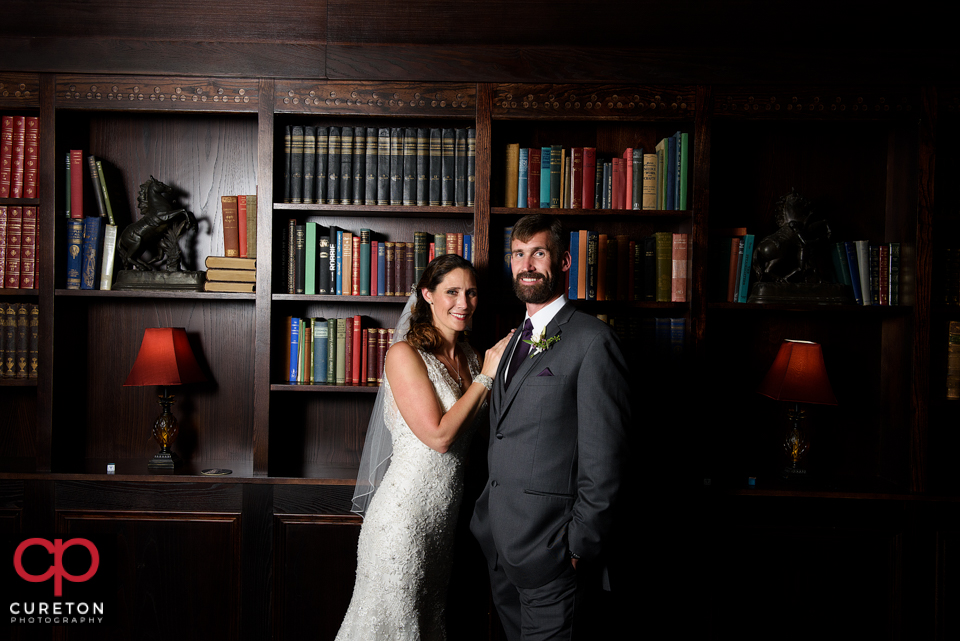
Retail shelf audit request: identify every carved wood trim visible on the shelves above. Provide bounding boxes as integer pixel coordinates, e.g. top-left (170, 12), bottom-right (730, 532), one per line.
top-left (55, 75), bottom-right (259, 112)
top-left (0, 73), bottom-right (41, 109)
top-left (492, 84), bottom-right (696, 120)
top-left (274, 80), bottom-right (476, 116)
top-left (714, 87), bottom-right (921, 120)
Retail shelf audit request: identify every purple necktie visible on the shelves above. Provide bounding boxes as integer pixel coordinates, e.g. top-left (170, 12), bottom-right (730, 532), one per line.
top-left (505, 319), bottom-right (534, 388)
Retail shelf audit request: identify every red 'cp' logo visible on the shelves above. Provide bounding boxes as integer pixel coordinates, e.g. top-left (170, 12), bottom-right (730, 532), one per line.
top-left (13, 538), bottom-right (100, 596)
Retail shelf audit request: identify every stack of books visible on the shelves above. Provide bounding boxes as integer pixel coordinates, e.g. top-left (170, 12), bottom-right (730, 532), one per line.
top-left (203, 256), bottom-right (256, 292)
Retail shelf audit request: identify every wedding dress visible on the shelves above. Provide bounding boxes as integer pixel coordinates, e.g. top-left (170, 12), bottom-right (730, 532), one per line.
top-left (335, 343), bottom-right (483, 641)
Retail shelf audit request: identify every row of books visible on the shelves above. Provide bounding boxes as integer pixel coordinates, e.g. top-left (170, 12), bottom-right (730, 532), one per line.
top-left (219, 195), bottom-right (258, 259)
top-left (64, 150), bottom-right (120, 290)
top-left (0, 115), bottom-right (39, 199)
top-left (949, 320), bottom-right (960, 400)
top-left (603, 314), bottom-right (687, 361)
top-left (285, 315), bottom-right (394, 385)
top-left (500, 226), bottom-right (688, 303)
top-left (0, 205), bottom-right (37, 289)
top-left (283, 126), bottom-right (476, 207)
top-left (284, 224), bottom-right (473, 296)
top-left (0, 302), bottom-right (38, 379)
top-left (503, 134), bottom-right (691, 211)
top-left (715, 231), bottom-right (903, 305)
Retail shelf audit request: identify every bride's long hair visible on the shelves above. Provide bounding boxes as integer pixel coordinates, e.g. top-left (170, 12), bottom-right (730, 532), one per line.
top-left (405, 253), bottom-right (476, 352)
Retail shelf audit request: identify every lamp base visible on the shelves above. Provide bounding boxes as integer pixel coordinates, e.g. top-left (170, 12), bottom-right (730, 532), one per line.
top-left (148, 450), bottom-right (182, 470)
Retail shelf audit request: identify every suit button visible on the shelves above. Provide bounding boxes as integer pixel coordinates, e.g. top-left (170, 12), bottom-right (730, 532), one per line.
top-left (496, 432), bottom-right (503, 439)
top-left (491, 480), bottom-right (498, 487)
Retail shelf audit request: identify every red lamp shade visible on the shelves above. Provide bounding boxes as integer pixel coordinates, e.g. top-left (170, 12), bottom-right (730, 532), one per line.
top-left (757, 340), bottom-right (837, 405)
top-left (123, 327), bottom-right (207, 387)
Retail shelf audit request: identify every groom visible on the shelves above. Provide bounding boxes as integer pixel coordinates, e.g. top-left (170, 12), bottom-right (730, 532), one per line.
top-left (470, 213), bottom-right (630, 640)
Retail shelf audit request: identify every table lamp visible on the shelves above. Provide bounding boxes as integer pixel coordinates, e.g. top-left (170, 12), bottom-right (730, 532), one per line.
top-left (124, 327), bottom-right (206, 469)
top-left (757, 339), bottom-right (837, 477)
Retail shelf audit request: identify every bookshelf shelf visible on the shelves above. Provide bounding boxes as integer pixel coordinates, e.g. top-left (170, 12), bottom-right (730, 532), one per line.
top-left (275, 204), bottom-right (474, 218)
top-left (491, 207), bottom-right (690, 219)
top-left (0, 289), bottom-right (39, 296)
top-left (272, 293), bottom-right (409, 303)
top-left (271, 383), bottom-right (380, 393)
top-left (0, 378), bottom-right (37, 387)
top-left (54, 288), bottom-right (256, 301)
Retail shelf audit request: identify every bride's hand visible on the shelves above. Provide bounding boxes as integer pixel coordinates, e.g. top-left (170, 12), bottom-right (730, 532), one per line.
top-left (480, 329), bottom-right (515, 379)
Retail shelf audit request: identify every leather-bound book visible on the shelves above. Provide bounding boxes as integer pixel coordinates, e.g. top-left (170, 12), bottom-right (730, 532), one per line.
top-left (441, 129), bottom-right (455, 206)
top-left (339, 127), bottom-right (353, 205)
top-left (353, 127), bottom-right (366, 205)
top-left (455, 128), bottom-right (467, 206)
top-left (302, 126), bottom-right (316, 204)
top-left (402, 127), bottom-right (417, 206)
top-left (389, 128), bottom-right (403, 205)
top-left (326, 126), bottom-right (340, 205)
top-left (365, 127), bottom-right (378, 205)
top-left (315, 126), bottom-right (328, 204)
top-left (417, 128), bottom-right (429, 206)
top-left (429, 129), bottom-right (442, 206)
top-left (466, 128), bottom-right (476, 207)
top-left (290, 125), bottom-right (304, 204)
top-left (377, 128), bottom-right (390, 205)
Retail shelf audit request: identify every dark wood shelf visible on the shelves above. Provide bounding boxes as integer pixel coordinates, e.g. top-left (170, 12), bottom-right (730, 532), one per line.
top-left (274, 203), bottom-right (474, 218)
top-left (708, 301), bottom-right (914, 313)
top-left (272, 293), bottom-right (409, 303)
top-left (491, 206), bottom-right (690, 218)
top-left (271, 382), bottom-right (380, 393)
top-left (0, 378), bottom-right (37, 387)
top-left (0, 288), bottom-right (39, 297)
top-left (55, 288), bottom-right (256, 300)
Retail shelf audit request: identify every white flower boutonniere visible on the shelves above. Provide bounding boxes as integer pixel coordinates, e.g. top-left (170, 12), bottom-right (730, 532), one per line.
top-left (523, 329), bottom-right (560, 357)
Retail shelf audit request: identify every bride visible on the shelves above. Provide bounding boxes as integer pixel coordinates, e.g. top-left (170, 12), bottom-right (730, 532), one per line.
top-left (335, 254), bottom-right (513, 641)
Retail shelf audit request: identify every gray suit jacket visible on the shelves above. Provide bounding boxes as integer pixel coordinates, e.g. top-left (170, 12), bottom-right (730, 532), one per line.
top-left (470, 302), bottom-right (630, 589)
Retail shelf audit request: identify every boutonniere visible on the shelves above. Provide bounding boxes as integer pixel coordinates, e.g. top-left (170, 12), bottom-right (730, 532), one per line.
top-left (523, 329), bottom-right (560, 357)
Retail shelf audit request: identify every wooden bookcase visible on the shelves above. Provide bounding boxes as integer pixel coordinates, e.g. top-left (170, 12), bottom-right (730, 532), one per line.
top-left (0, 71), bottom-right (947, 639)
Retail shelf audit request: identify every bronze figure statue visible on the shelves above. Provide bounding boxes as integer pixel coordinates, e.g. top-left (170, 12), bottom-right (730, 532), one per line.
top-left (748, 189), bottom-right (851, 304)
top-left (117, 176), bottom-right (197, 271)
top-left (113, 176), bottom-right (204, 291)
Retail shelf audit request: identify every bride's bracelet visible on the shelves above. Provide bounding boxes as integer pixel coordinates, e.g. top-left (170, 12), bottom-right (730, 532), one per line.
top-left (473, 374), bottom-right (493, 390)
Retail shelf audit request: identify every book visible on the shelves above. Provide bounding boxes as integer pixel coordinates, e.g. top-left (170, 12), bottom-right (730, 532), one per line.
top-left (203, 280), bottom-right (255, 293)
top-left (220, 196), bottom-right (241, 257)
top-left (540, 147), bottom-right (551, 208)
top-left (455, 128), bottom-right (467, 206)
top-left (0, 117), bottom-right (12, 198)
top-left (736, 234), bottom-right (755, 303)
top-left (99, 223), bottom-right (118, 290)
top-left (80, 216), bottom-right (103, 290)
top-left (526, 148), bottom-right (542, 208)
top-left (290, 125), bottom-right (304, 204)
top-left (416, 127), bottom-right (428, 206)
top-left (205, 255), bottom-right (256, 270)
top-left (65, 219), bottom-right (83, 289)
top-left (949, 321), bottom-right (960, 400)
top-left (549, 144), bottom-right (562, 208)
top-left (654, 231), bottom-right (673, 302)
top-left (327, 126), bottom-right (341, 204)
top-left (1, 302), bottom-right (14, 377)
top-left (402, 127), bottom-right (416, 206)
top-left (206, 268), bottom-right (257, 283)
top-left (340, 126), bottom-right (353, 205)
top-left (428, 128), bottom-right (441, 206)
top-left (582, 148), bottom-right (597, 209)
top-left (441, 129), bottom-right (455, 206)
top-left (366, 127), bottom-right (379, 206)
top-left (516, 147), bottom-right (527, 209)
top-left (18, 206), bottom-right (35, 289)
top-left (353, 126), bottom-right (366, 205)
top-left (671, 233), bottom-right (689, 302)
top-left (389, 128), bottom-right (402, 205)
top-left (70, 149), bottom-right (84, 219)
top-left (466, 128), bottom-right (476, 207)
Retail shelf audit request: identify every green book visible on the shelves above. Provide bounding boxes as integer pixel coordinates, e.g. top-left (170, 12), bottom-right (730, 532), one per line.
top-left (414, 231), bottom-right (429, 285)
top-left (305, 222), bottom-right (318, 295)
top-left (359, 228), bottom-right (371, 296)
top-left (326, 318), bottom-right (337, 385)
top-left (335, 318), bottom-right (347, 385)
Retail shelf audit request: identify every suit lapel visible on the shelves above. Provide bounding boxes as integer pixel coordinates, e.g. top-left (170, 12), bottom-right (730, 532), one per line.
top-left (495, 303), bottom-right (575, 427)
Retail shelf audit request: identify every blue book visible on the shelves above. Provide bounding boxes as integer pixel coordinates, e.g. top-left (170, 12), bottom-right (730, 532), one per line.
top-left (539, 147), bottom-right (551, 208)
top-left (80, 216), bottom-right (103, 290)
top-left (335, 230), bottom-right (344, 295)
top-left (377, 241), bottom-right (386, 295)
top-left (289, 317), bottom-right (300, 382)
top-left (844, 241), bottom-right (863, 304)
top-left (65, 219), bottom-right (84, 289)
top-left (736, 234), bottom-right (755, 303)
top-left (463, 234), bottom-right (472, 263)
top-left (517, 148), bottom-right (528, 208)
top-left (568, 231), bottom-right (579, 299)
top-left (312, 319), bottom-right (328, 383)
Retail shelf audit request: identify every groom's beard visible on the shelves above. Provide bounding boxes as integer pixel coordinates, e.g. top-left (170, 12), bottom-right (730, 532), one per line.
top-left (513, 269), bottom-right (559, 304)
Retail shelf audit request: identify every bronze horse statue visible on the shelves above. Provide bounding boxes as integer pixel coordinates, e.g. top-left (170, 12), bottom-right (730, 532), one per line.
top-left (117, 176), bottom-right (197, 271)
top-left (753, 189), bottom-right (833, 284)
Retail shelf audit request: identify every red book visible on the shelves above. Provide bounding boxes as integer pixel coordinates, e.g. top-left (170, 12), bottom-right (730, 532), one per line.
top-left (527, 148), bottom-right (541, 208)
top-left (0, 206), bottom-right (7, 284)
top-left (672, 233), bottom-right (689, 302)
top-left (23, 118), bottom-right (39, 199)
top-left (20, 206), bottom-right (36, 289)
top-left (5, 206), bottom-right (22, 288)
top-left (612, 158), bottom-right (625, 209)
top-left (351, 315), bottom-right (362, 385)
top-left (237, 195), bottom-right (249, 257)
top-left (220, 195), bottom-right (240, 256)
top-left (370, 240), bottom-right (379, 296)
top-left (428, 242), bottom-right (435, 262)
top-left (571, 148), bottom-right (583, 209)
top-left (10, 117), bottom-right (25, 199)
top-left (0, 116), bottom-right (12, 198)
top-left (456, 233), bottom-right (464, 257)
top-left (622, 148), bottom-right (633, 211)
top-left (70, 150), bottom-right (84, 219)
top-left (582, 148), bottom-right (597, 210)
top-left (344, 317), bottom-right (353, 384)
top-left (366, 328), bottom-right (377, 384)
top-left (360, 328), bottom-right (368, 385)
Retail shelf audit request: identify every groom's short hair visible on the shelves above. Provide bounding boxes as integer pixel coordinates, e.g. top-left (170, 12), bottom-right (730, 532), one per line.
top-left (511, 214), bottom-right (568, 259)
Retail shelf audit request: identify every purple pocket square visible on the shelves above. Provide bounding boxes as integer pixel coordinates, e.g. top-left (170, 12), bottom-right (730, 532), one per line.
top-left (537, 367), bottom-right (554, 376)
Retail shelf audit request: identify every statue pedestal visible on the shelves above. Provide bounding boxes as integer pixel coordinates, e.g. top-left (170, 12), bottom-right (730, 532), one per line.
top-left (114, 270), bottom-right (204, 292)
top-left (747, 282), bottom-right (854, 305)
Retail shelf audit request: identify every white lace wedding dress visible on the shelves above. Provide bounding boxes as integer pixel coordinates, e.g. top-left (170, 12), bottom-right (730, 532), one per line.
top-left (335, 344), bottom-right (483, 641)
